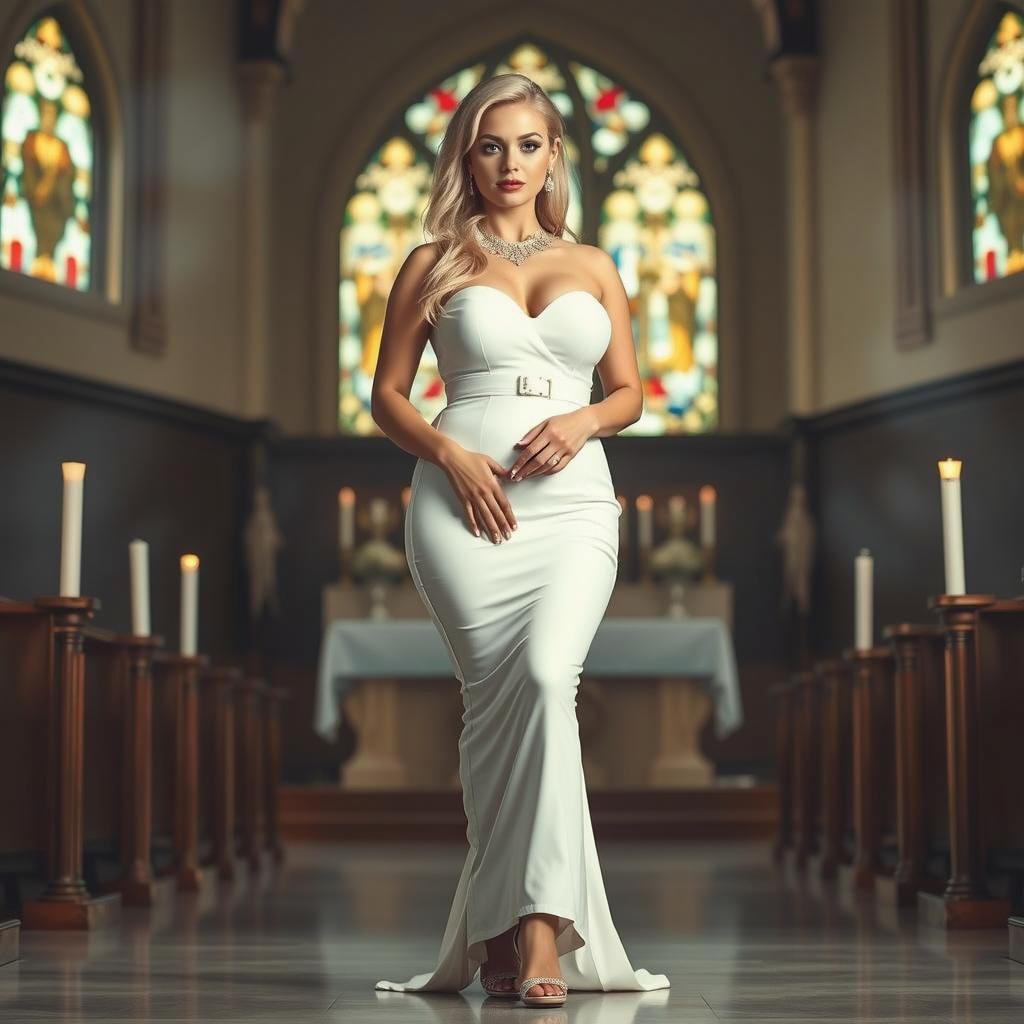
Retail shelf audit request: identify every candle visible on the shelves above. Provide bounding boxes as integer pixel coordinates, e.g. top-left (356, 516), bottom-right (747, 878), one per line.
top-left (938, 458), bottom-right (965, 595)
top-left (401, 486), bottom-right (411, 514)
top-left (180, 554), bottom-right (200, 656)
top-left (854, 547), bottom-right (873, 650)
top-left (339, 487), bottom-right (355, 549)
top-left (59, 462), bottom-right (86, 597)
top-left (699, 485), bottom-right (717, 547)
top-left (129, 539), bottom-right (150, 637)
top-left (636, 495), bottom-right (653, 551)
top-left (668, 495), bottom-right (686, 531)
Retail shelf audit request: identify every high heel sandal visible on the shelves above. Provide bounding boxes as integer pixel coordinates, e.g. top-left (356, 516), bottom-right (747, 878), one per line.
top-left (481, 969), bottom-right (519, 998)
top-left (511, 920), bottom-right (569, 1008)
top-left (481, 928), bottom-right (522, 998)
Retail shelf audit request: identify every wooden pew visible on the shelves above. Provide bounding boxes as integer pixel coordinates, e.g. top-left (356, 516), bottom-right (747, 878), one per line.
top-left (875, 624), bottom-right (947, 907)
top-left (0, 596), bottom-right (121, 929)
top-left (833, 646), bottom-right (894, 893)
top-left (917, 594), bottom-right (1023, 929)
top-left (811, 658), bottom-right (853, 881)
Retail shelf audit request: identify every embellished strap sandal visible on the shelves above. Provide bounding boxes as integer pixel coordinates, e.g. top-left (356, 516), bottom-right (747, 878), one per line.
top-left (481, 969), bottom-right (519, 998)
top-left (511, 921), bottom-right (569, 1008)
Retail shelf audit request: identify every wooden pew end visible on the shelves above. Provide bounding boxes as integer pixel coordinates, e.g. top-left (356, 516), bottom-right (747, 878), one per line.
top-left (20, 892), bottom-right (121, 930)
top-left (1009, 916), bottom-right (1024, 965)
top-left (917, 890), bottom-right (1010, 929)
top-left (0, 918), bottom-right (19, 966)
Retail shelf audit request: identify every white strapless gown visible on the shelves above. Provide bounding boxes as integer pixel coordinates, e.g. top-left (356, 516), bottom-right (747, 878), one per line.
top-left (376, 284), bottom-right (670, 994)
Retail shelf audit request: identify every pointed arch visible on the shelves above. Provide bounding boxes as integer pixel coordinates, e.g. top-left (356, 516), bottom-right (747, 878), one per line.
top-left (311, 12), bottom-right (741, 436)
top-left (0, 0), bottom-right (125, 305)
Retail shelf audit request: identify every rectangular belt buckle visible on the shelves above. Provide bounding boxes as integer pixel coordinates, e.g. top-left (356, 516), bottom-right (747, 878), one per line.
top-left (516, 374), bottom-right (552, 398)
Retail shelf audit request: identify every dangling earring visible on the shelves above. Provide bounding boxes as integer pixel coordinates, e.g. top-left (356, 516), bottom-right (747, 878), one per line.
top-left (468, 173), bottom-right (475, 197)
top-left (543, 169), bottom-right (554, 193)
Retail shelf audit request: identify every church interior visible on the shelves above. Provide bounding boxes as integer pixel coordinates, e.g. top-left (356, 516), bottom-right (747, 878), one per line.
top-left (2, 0), bottom-right (1024, 1020)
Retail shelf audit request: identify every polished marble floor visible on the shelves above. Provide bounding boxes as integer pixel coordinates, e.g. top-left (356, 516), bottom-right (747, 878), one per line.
top-left (0, 840), bottom-right (1022, 1022)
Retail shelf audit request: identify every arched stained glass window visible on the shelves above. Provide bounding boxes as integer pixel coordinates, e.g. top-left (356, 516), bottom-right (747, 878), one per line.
top-left (969, 9), bottom-right (1024, 283)
top-left (339, 40), bottom-right (718, 436)
top-left (1, 14), bottom-right (94, 290)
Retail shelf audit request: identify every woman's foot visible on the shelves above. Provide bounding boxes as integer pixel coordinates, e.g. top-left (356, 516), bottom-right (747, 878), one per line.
top-left (481, 924), bottom-right (518, 995)
top-left (514, 913), bottom-right (565, 998)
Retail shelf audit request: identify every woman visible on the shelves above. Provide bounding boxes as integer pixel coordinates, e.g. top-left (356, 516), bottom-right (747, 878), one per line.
top-left (370, 72), bottom-right (670, 1007)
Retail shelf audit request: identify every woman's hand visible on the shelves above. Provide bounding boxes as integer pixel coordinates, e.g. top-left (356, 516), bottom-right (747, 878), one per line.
top-left (509, 408), bottom-right (600, 481)
top-left (439, 444), bottom-right (518, 544)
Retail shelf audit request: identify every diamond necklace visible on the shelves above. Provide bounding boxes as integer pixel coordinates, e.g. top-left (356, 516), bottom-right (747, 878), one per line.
top-left (472, 221), bottom-right (556, 266)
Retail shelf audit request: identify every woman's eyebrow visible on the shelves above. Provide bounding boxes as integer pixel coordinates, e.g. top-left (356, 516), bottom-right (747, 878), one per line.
top-left (478, 131), bottom-right (543, 141)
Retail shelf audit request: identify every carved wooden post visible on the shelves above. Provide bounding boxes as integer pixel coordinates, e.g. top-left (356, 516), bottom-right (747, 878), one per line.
top-left (814, 658), bottom-right (848, 880)
top-left (792, 670), bottom-right (819, 870)
top-left (236, 676), bottom-right (266, 873)
top-left (919, 594), bottom-right (1008, 928)
top-left (208, 666), bottom-right (241, 881)
top-left (22, 596), bottom-right (121, 929)
top-left (263, 685), bottom-right (287, 865)
top-left (174, 653), bottom-right (208, 891)
top-left (842, 646), bottom-right (894, 891)
top-left (878, 624), bottom-right (943, 906)
top-left (121, 634), bottom-right (163, 905)
top-left (769, 679), bottom-right (797, 864)
top-left (797, 670), bottom-right (822, 869)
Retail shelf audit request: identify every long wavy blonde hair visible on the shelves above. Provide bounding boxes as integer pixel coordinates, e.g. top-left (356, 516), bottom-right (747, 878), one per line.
top-left (418, 73), bottom-right (580, 326)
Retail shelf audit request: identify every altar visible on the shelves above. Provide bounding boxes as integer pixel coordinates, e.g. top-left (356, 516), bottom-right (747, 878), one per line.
top-left (315, 580), bottom-right (742, 790)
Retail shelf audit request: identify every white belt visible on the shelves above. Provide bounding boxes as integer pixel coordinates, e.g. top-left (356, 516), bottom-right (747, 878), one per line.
top-left (444, 370), bottom-right (593, 407)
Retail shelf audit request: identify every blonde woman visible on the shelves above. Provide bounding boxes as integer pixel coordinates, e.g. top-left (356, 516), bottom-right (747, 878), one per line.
top-left (371, 73), bottom-right (670, 1007)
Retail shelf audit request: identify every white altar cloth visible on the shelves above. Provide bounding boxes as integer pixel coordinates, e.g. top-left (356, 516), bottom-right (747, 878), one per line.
top-left (315, 616), bottom-right (742, 742)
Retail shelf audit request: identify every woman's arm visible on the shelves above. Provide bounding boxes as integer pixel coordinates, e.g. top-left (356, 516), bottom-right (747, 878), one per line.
top-left (587, 246), bottom-right (644, 438)
top-left (370, 243), bottom-right (457, 467)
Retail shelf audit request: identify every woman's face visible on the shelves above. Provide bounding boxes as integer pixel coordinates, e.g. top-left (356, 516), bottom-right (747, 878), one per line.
top-left (466, 101), bottom-right (559, 210)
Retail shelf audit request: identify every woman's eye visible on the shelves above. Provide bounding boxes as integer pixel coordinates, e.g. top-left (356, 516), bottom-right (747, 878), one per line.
top-left (482, 142), bottom-right (540, 154)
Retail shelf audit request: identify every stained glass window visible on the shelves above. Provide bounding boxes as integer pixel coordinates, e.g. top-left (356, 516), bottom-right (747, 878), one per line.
top-left (969, 9), bottom-right (1024, 283)
top-left (339, 41), bottom-right (718, 436)
top-left (1, 15), bottom-right (93, 291)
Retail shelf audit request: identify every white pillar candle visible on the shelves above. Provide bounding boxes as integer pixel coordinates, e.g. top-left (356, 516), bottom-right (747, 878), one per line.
top-left (854, 547), bottom-right (873, 651)
top-left (668, 495), bottom-right (686, 531)
top-left (338, 487), bottom-right (355, 549)
top-left (636, 495), bottom-right (653, 551)
top-left (699, 485), bottom-right (717, 547)
top-left (59, 462), bottom-right (86, 597)
top-left (938, 458), bottom-right (965, 596)
top-left (129, 539), bottom-right (151, 637)
top-left (180, 554), bottom-right (200, 656)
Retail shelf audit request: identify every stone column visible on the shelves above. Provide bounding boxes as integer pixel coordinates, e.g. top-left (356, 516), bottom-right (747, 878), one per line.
top-left (237, 61), bottom-right (286, 418)
top-left (770, 55), bottom-right (821, 417)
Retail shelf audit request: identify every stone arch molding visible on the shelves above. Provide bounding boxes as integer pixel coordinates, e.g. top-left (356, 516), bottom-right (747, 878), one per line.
top-left (310, 7), bottom-right (744, 435)
top-left (0, 0), bottom-right (126, 307)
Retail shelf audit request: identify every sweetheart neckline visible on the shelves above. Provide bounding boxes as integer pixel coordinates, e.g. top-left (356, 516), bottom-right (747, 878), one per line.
top-left (441, 284), bottom-right (609, 323)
